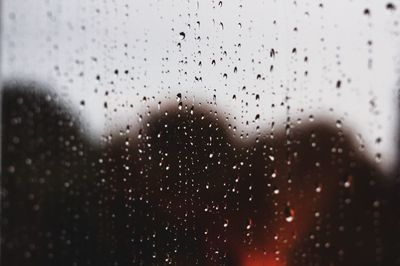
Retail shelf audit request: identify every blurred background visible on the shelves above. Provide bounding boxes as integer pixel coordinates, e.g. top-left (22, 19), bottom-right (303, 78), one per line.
top-left (2, 2), bottom-right (400, 266)
top-left (1, 0), bottom-right (400, 171)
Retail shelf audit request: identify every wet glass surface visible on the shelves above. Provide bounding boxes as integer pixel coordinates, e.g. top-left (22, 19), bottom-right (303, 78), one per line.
top-left (1, 1), bottom-right (400, 265)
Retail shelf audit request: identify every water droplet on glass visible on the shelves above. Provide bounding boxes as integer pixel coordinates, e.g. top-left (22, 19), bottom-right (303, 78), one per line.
top-left (284, 205), bottom-right (295, 223)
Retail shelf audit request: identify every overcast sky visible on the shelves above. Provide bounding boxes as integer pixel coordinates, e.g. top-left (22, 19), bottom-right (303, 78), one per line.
top-left (2, 0), bottom-right (400, 171)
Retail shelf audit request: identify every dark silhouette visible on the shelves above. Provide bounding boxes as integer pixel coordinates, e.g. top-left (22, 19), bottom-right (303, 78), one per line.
top-left (1, 82), bottom-right (101, 266)
top-left (2, 82), bottom-right (400, 265)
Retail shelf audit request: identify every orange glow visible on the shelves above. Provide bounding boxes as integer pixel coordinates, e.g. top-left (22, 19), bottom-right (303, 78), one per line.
top-left (242, 252), bottom-right (285, 266)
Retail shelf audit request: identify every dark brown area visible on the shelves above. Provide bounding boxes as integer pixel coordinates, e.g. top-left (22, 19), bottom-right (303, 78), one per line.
top-left (2, 82), bottom-right (400, 265)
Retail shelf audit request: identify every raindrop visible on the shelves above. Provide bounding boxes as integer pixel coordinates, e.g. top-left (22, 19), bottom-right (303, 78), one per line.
top-left (270, 48), bottom-right (276, 58)
top-left (336, 80), bottom-right (342, 88)
top-left (386, 2), bottom-right (396, 10)
top-left (223, 219), bottom-right (229, 227)
top-left (375, 153), bottom-right (382, 162)
top-left (315, 184), bottom-right (322, 193)
top-left (246, 219), bottom-right (252, 230)
top-left (344, 175), bottom-right (353, 188)
top-left (176, 93), bottom-right (182, 102)
top-left (284, 205), bottom-right (295, 223)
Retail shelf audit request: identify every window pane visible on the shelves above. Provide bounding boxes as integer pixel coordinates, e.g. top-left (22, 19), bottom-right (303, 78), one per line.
top-left (2, 1), bottom-right (400, 265)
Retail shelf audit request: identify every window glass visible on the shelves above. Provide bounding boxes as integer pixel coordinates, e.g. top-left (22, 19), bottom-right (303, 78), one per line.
top-left (2, 1), bottom-right (400, 265)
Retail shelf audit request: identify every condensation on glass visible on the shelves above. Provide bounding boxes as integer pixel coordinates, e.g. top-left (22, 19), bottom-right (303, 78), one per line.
top-left (1, 1), bottom-right (400, 265)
